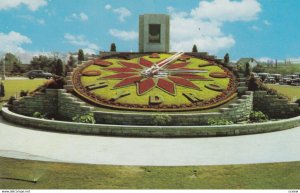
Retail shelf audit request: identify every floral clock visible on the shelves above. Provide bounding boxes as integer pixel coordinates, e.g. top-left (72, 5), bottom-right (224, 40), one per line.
top-left (72, 53), bottom-right (237, 111)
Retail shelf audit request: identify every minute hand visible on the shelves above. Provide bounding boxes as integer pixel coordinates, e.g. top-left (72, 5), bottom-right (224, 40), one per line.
top-left (152, 52), bottom-right (185, 74)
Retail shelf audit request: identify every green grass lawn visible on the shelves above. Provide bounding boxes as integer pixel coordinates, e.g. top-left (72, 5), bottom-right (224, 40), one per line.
top-left (267, 84), bottom-right (300, 101)
top-left (2, 79), bottom-right (46, 101)
top-left (0, 157), bottom-right (299, 189)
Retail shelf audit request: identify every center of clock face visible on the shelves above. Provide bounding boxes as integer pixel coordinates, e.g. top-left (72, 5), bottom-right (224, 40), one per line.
top-left (73, 53), bottom-right (237, 111)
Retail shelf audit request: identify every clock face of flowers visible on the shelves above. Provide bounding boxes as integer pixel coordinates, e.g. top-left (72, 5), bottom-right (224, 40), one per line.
top-left (72, 53), bottom-right (237, 111)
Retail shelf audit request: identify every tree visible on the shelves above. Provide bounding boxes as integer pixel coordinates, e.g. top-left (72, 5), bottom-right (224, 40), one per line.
top-left (78, 49), bottom-right (84, 62)
top-left (224, 53), bottom-right (230, 66)
top-left (67, 55), bottom-right (75, 67)
top-left (192, 44), bottom-right (198, 53)
top-left (244, 63), bottom-right (251, 77)
top-left (1, 53), bottom-right (22, 73)
top-left (53, 59), bottom-right (64, 76)
top-left (110, 43), bottom-right (116, 52)
top-left (30, 55), bottom-right (52, 71)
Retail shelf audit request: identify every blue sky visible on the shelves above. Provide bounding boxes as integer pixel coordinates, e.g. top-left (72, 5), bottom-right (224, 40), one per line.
top-left (0, 0), bottom-right (300, 62)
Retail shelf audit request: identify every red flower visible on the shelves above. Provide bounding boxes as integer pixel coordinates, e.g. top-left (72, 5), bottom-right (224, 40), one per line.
top-left (100, 54), bottom-right (213, 96)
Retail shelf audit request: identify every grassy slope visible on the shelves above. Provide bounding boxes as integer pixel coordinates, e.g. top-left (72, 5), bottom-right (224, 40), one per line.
top-left (2, 79), bottom-right (46, 101)
top-left (0, 157), bottom-right (299, 189)
top-left (267, 84), bottom-right (300, 101)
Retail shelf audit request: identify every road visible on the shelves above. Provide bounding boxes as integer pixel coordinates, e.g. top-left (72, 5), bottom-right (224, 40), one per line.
top-left (0, 116), bottom-right (300, 166)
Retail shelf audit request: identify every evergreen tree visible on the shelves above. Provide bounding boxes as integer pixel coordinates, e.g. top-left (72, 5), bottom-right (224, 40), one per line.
top-left (67, 55), bottom-right (75, 67)
top-left (224, 53), bottom-right (230, 65)
top-left (192, 44), bottom-right (198, 52)
top-left (54, 59), bottom-right (64, 76)
top-left (110, 43), bottom-right (116, 52)
top-left (244, 63), bottom-right (251, 77)
top-left (78, 49), bottom-right (84, 62)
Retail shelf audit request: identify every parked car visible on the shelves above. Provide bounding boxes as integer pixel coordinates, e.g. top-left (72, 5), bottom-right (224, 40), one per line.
top-left (265, 76), bottom-right (276, 84)
top-left (25, 70), bottom-right (54, 79)
top-left (291, 78), bottom-right (300, 86)
top-left (257, 73), bottom-right (270, 82)
top-left (270, 74), bottom-right (282, 82)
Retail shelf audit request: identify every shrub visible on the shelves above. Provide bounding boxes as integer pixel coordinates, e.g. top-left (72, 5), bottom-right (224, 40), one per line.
top-left (72, 113), bottom-right (96, 124)
top-left (295, 99), bottom-right (300, 107)
top-left (33, 112), bottom-right (48, 119)
top-left (152, 114), bottom-right (172, 126)
top-left (7, 96), bottom-right (16, 105)
top-left (249, 111), bottom-right (268, 123)
top-left (207, 118), bottom-right (233, 125)
top-left (20, 90), bottom-right (29, 97)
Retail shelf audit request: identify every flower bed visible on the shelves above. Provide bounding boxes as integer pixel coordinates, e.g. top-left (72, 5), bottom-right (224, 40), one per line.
top-left (82, 70), bottom-right (101, 76)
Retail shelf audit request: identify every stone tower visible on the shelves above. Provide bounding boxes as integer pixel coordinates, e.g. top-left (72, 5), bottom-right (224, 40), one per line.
top-left (139, 14), bottom-right (170, 53)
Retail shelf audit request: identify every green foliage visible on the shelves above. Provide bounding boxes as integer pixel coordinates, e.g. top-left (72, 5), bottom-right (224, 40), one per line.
top-left (252, 64), bottom-right (266, 73)
top-left (110, 43), bottom-right (116, 52)
top-left (2, 53), bottom-right (22, 72)
top-left (244, 63), bottom-right (251, 77)
top-left (224, 53), bottom-right (229, 65)
top-left (78, 49), bottom-right (85, 62)
top-left (72, 112), bottom-right (96, 124)
top-left (52, 59), bottom-right (64, 76)
top-left (67, 55), bottom-right (75, 67)
top-left (30, 55), bottom-right (52, 71)
top-left (152, 114), bottom-right (172, 126)
top-left (249, 111), bottom-right (268, 123)
top-left (33, 112), bottom-right (48, 119)
top-left (19, 90), bottom-right (28, 97)
top-left (192, 44), bottom-right (198, 52)
top-left (207, 118), bottom-right (234, 125)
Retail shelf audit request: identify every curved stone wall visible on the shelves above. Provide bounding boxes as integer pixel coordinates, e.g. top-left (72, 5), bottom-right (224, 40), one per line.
top-left (2, 107), bottom-right (300, 137)
top-left (10, 89), bottom-right (253, 126)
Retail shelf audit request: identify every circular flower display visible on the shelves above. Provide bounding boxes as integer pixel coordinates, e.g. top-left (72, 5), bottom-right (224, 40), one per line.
top-left (72, 53), bottom-right (237, 111)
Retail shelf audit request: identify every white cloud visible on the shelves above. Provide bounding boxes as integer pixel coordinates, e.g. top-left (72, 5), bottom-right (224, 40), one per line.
top-left (251, 25), bottom-right (261, 31)
top-left (0, 31), bottom-right (32, 53)
top-left (64, 33), bottom-right (99, 54)
top-left (18, 15), bottom-right (45, 25)
top-left (264, 20), bottom-right (271, 26)
top-left (109, 29), bottom-right (138, 41)
top-left (168, 0), bottom-right (261, 53)
top-left (105, 4), bottom-right (111, 10)
top-left (79, 12), bottom-right (88, 21)
top-left (65, 12), bottom-right (88, 22)
top-left (113, 7), bottom-right (131, 22)
top-left (191, 0), bottom-right (261, 22)
top-left (105, 5), bottom-right (131, 22)
top-left (0, 0), bottom-right (48, 11)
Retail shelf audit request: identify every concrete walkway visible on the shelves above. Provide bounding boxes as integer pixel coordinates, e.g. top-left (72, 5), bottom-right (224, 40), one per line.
top-left (0, 116), bottom-right (300, 166)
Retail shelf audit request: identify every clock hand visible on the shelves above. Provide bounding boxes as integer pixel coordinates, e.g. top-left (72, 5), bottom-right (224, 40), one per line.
top-left (151, 52), bottom-right (185, 74)
top-left (164, 69), bottom-right (208, 74)
top-left (142, 52), bottom-right (184, 76)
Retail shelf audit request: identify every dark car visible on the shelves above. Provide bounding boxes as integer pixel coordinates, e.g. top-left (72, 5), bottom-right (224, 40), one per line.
top-left (25, 70), bottom-right (54, 79)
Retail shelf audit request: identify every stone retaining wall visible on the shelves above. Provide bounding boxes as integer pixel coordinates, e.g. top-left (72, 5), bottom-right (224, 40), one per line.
top-left (11, 89), bottom-right (94, 119)
top-left (93, 91), bottom-right (253, 126)
top-left (253, 91), bottom-right (300, 118)
top-left (12, 89), bottom-right (58, 116)
top-left (10, 89), bottom-right (253, 126)
top-left (2, 107), bottom-right (300, 137)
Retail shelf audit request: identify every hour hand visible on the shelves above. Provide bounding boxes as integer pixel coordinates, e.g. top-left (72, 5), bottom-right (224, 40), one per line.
top-left (164, 69), bottom-right (208, 74)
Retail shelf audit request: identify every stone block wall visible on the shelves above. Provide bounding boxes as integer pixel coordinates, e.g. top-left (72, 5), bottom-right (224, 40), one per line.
top-left (3, 106), bottom-right (300, 137)
top-left (253, 91), bottom-right (300, 118)
top-left (11, 89), bottom-right (94, 120)
top-left (12, 89), bottom-right (58, 116)
top-left (11, 89), bottom-right (253, 126)
top-left (57, 90), bottom-right (94, 120)
top-left (93, 92), bottom-right (253, 126)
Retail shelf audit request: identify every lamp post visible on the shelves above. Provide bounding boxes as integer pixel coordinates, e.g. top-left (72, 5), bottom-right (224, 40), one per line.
top-left (2, 54), bottom-right (6, 80)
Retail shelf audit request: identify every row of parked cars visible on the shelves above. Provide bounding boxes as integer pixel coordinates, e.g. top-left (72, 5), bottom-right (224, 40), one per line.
top-left (252, 72), bottom-right (300, 85)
